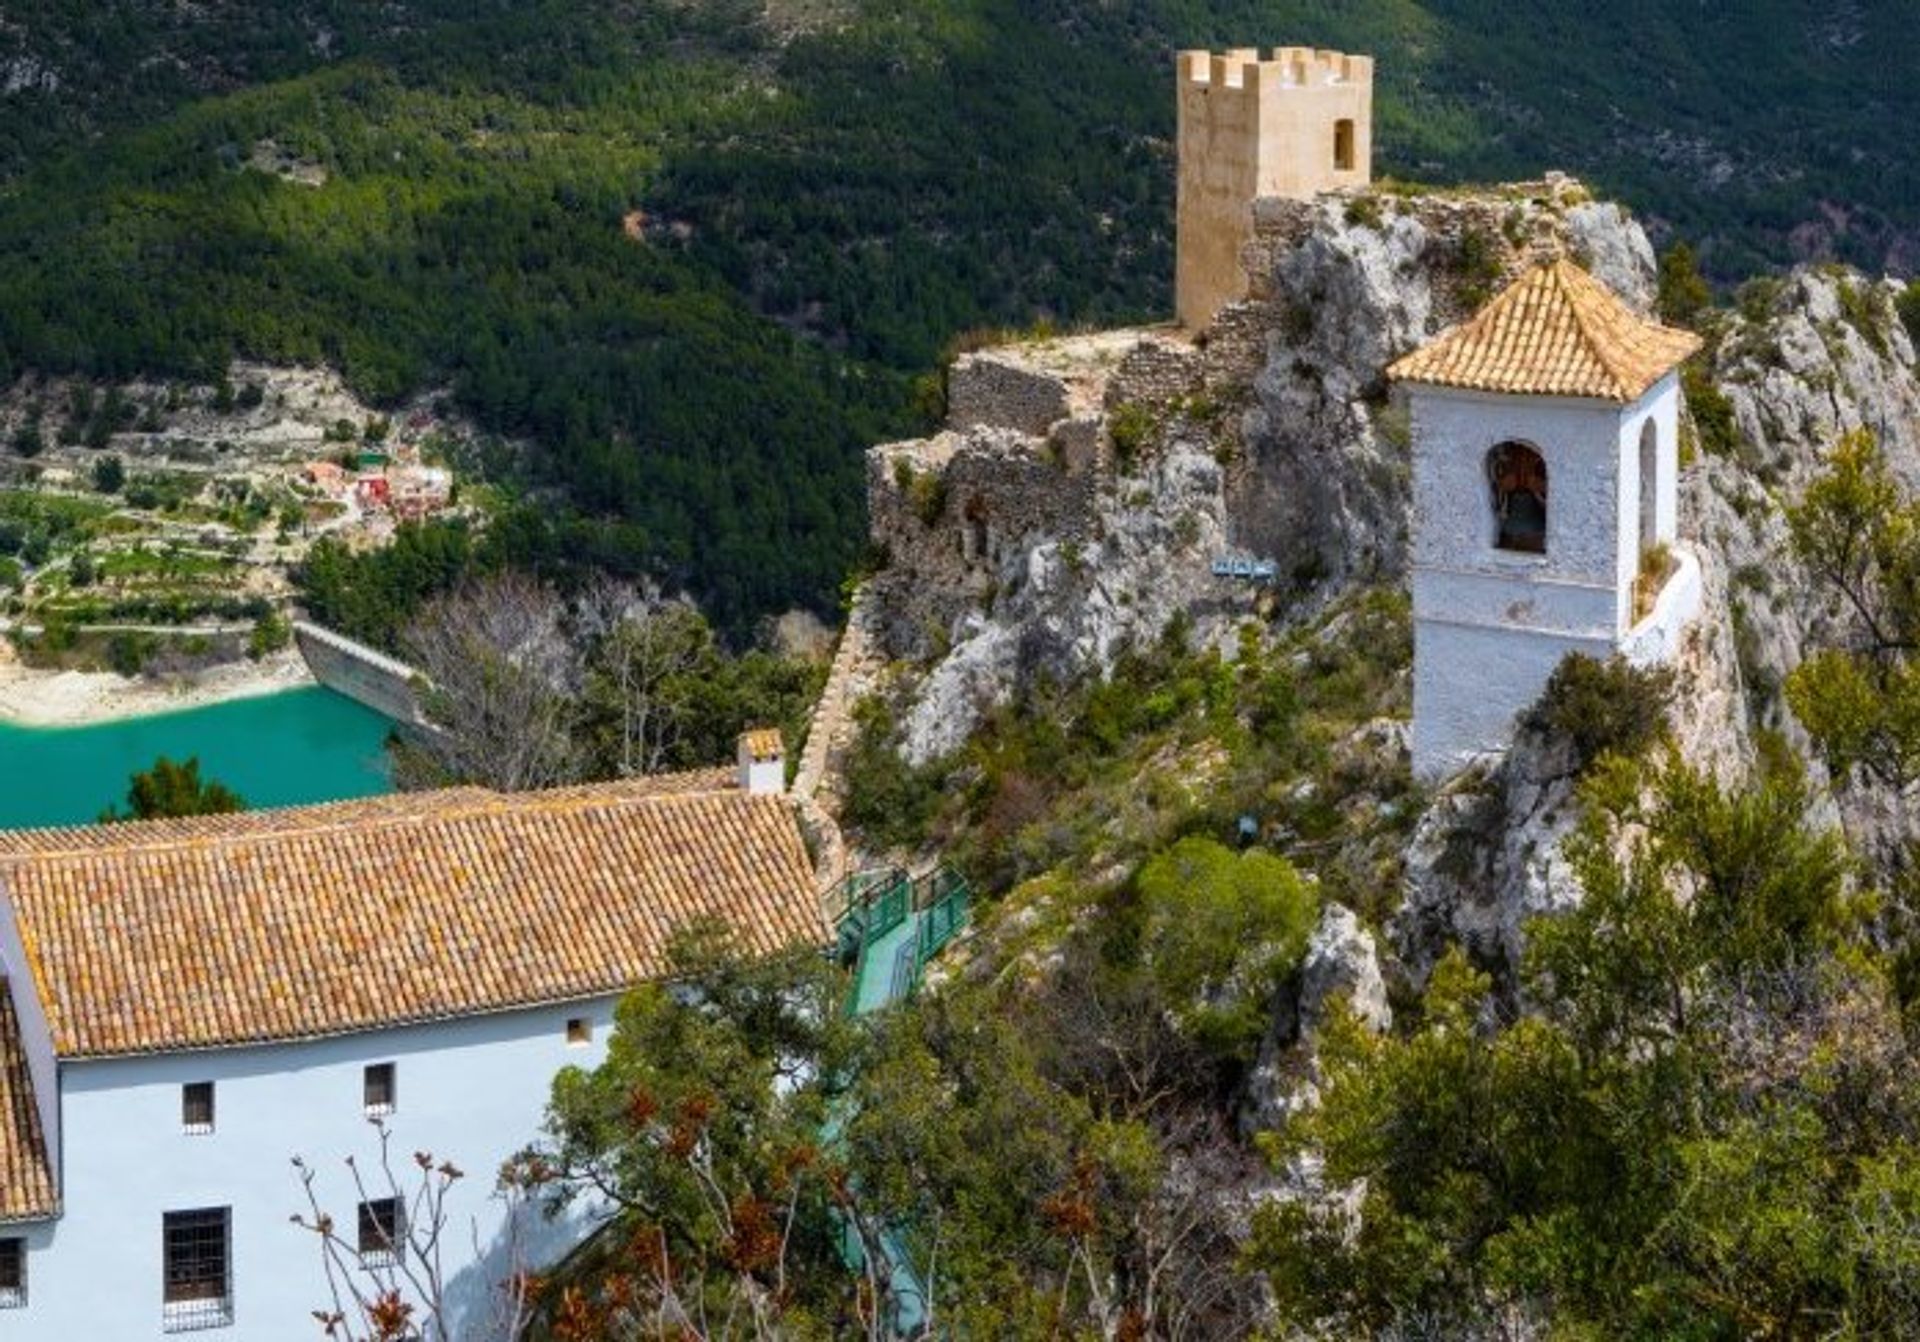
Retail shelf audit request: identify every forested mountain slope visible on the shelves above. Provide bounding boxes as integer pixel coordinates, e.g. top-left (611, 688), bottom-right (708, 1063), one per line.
top-left (4, 0), bottom-right (1917, 628)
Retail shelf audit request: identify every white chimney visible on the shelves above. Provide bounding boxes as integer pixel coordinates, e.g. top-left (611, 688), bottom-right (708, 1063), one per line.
top-left (736, 729), bottom-right (786, 796)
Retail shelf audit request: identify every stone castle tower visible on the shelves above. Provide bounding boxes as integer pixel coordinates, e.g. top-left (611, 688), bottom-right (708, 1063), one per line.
top-left (1389, 260), bottom-right (1705, 779)
top-left (1175, 47), bottom-right (1373, 330)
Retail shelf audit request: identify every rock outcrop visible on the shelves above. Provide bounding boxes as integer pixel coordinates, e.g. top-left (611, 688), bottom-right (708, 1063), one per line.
top-left (853, 178), bottom-right (1920, 994)
top-left (1694, 267), bottom-right (1920, 867)
top-left (865, 176), bottom-right (1654, 764)
top-left (1241, 901), bottom-right (1391, 1136)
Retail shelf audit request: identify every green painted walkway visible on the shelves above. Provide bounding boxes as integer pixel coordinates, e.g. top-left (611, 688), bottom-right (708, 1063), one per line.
top-left (830, 866), bottom-right (971, 1338)
top-left (851, 910), bottom-right (921, 1015)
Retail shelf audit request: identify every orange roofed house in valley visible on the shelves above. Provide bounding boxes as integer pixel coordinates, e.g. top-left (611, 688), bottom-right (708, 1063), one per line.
top-left (0, 737), bottom-right (826, 1338)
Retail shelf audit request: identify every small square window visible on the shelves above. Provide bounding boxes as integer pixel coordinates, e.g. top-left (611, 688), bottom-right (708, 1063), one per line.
top-left (362, 1063), bottom-right (396, 1117)
top-left (565, 1017), bottom-right (591, 1046)
top-left (357, 1198), bottom-right (405, 1266)
top-left (0, 1237), bottom-right (24, 1309)
top-left (182, 1081), bottom-right (215, 1135)
top-left (162, 1207), bottom-right (231, 1331)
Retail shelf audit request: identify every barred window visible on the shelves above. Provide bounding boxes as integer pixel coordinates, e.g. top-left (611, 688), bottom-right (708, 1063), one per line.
top-left (363, 1063), bottom-right (396, 1116)
top-left (357, 1198), bottom-right (405, 1266)
top-left (0, 1236), bottom-right (24, 1309)
top-left (162, 1207), bottom-right (231, 1331)
top-left (181, 1081), bottom-right (215, 1135)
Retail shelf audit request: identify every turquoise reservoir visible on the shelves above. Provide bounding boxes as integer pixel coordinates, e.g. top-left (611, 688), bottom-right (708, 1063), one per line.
top-left (0, 687), bottom-right (393, 829)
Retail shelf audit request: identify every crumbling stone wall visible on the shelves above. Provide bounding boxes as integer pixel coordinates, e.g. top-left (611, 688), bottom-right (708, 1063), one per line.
top-left (1105, 338), bottom-right (1205, 409)
top-left (947, 354), bottom-right (1074, 435)
top-left (868, 423), bottom-right (1100, 660)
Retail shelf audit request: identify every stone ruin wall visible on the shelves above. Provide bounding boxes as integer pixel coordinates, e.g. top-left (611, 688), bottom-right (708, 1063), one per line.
top-left (868, 432), bottom-right (1100, 662)
top-left (944, 355), bottom-right (1075, 437)
top-left (1104, 339), bottom-right (1207, 409)
top-left (868, 327), bottom-right (1256, 662)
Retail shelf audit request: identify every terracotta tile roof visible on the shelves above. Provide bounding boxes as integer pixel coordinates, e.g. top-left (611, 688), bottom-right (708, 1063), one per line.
top-left (1388, 259), bottom-right (1701, 402)
top-left (739, 729), bottom-right (785, 761)
top-left (0, 789), bottom-right (496, 856)
top-left (0, 987), bottom-right (56, 1221)
top-left (0, 771), bottom-right (739, 857)
top-left (0, 778), bottom-right (822, 1059)
top-left (523, 768), bottom-right (737, 803)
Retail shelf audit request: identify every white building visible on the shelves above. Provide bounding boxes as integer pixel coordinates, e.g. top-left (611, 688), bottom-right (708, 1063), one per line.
top-left (0, 744), bottom-right (824, 1339)
top-left (1389, 259), bottom-right (1704, 779)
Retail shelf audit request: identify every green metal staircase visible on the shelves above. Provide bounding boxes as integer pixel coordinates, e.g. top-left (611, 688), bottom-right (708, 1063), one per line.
top-left (823, 863), bottom-right (973, 1335)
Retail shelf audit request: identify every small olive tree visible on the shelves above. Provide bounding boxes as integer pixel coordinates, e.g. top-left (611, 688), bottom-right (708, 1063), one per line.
top-left (291, 1123), bottom-right (534, 1342)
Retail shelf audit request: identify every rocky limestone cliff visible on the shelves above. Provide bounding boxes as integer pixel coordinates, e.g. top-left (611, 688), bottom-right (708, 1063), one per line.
top-left (866, 176), bottom-right (1654, 766)
top-left (1692, 268), bottom-right (1920, 868)
top-left (850, 176), bottom-right (1920, 1025)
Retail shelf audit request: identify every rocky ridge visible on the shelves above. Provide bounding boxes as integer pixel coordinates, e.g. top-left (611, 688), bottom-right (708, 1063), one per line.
top-left (844, 176), bottom-right (1920, 1073)
top-left (865, 176), bottom-right (1655, 768)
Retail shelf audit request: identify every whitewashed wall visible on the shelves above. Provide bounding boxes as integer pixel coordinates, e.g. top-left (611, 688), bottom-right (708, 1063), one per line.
top-left (1408, 378), bottom-right (1682, 778)
top-left (8, 997), bottom-right (620, 1339)
top-left (1612, 372), bottom-right (1682, 630)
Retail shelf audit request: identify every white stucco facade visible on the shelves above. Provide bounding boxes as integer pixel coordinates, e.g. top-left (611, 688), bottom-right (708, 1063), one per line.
top-left (1410, 371), bottom-right (1686, 778)
top-left (0, 747), bottom-right (825, 1341)
top-left (3, 998), bottom-right (618, 1339)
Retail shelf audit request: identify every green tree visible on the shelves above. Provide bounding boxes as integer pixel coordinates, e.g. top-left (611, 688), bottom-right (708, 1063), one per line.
top-left (247, 611), bottom-right (291, 660)
top-left (1656, 241), bottom-right (1712, 328)
top-left (1522, 653), bottom-right (1674, 770)
top-left (1250, 753), bottom-right (1897, 1339)
top-left (1784, 427), bottom-right (1920, 790)
top-left (92, 453), bottom-right (125, 494)
top-left (103, 755), bottom-right (246, 820)
top-left (518, 924), bottom-right (877, 1338)
top-left (1132, 836), bottom-right (1319, 1058)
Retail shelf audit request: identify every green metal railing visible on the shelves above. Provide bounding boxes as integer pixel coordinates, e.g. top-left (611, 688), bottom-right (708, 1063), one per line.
top-left (915, 870), bottom-right (968, 966)
top-left (833, 863), bottom-right (972, 1012)
top-left (826, 864), bottom-right (972, 1334)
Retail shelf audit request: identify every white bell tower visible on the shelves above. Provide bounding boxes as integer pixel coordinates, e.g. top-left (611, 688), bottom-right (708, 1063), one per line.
top-left (1389, 260), bottom-right (1703, 780)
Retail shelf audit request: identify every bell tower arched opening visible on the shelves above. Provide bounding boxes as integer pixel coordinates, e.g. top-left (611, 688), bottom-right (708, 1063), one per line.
top-left (1637, 418), bottom-right (1658, 552)
top-left (1487, 441), bottom-right (1547, 554)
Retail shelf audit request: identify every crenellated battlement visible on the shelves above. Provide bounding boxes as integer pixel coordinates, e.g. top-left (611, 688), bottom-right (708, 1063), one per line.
top-left (1176, 47), bottom-right (1374, 91)
top-left (1175, 46), bottom-right (1374, 329)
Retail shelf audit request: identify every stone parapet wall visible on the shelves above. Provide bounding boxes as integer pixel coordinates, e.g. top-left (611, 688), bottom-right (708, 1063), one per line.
top-left (1105, 338), bottom-right (1205, 409)
top-left (1621, 545), bottom-right (1703, 668)
top-left (947, 353), bottom-right (1074, 436)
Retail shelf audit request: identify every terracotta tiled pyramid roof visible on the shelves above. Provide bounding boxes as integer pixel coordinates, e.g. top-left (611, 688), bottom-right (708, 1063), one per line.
top-left (0, 987), bottom-right (55, 1221)
top-left (1388, 259), bottom-right (1702, 402)
top-left (0, 776), bottom-right (823, 1059)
